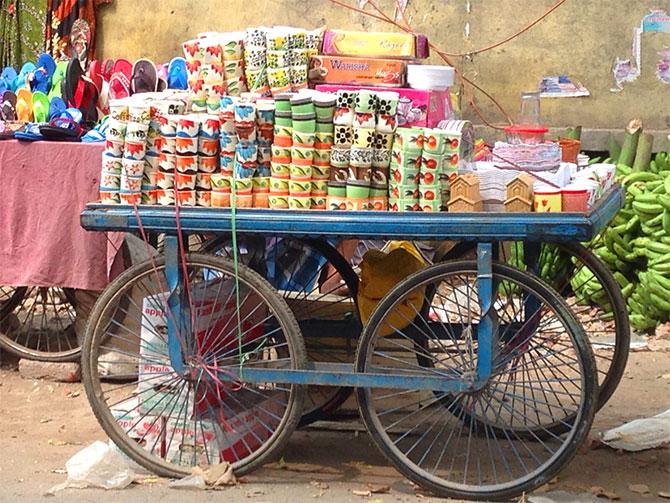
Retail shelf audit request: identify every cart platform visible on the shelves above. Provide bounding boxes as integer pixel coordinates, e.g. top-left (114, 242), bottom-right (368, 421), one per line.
top-left (81, 186), bottom-right (623, 242)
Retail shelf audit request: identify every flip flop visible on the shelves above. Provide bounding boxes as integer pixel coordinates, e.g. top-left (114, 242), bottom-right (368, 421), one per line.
top-left (16, 88), bottom-right (33, 122)
top-left (97, 79), bottom-right (110, 116)
top-left (109, 59), bottom-right (132, 100)
top-left (131, 58), bottom-right (158, 94)
top-left (62, 59), bottom-right (84, 107)
top-left (33, 53), bottom-right (56, 93)
top-left (88, 60), bottom-right (103, 92)
top-left (40, 116), bottom-right (83, 141)
top-left (14, 122), bottom-right (43, 141)
top-left (156, 63), bottom-right (168, 92)
top-left (70, 18), bottom-right (91, 66)
top-left (1, 90), bottom-right (17, 120)
top-left (167, 57), bottom-right (188, 90)
top-left (15, 62), bottom-right (36, 90)
top-left (32, 91), bottom-right (50, 123)
top-left (101, 58), bottom-right (115, 81)
top-left (0, 67), bottom-right (18, 94)
top-left (81, 115), bottom-right (109, 142)
top-left (0, 122), bottom-right (24, 139)
top-left (48, 60), bottom-right (68, 101)
top-left (79, 77), bottom-right (99, 127)
top-left (49, 96), bottom-right (66, 121)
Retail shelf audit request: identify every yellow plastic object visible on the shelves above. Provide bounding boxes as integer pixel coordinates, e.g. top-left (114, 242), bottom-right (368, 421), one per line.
top-left (16, 88), bottom-right (34, 122)
top-left (357, 241), bottom-right (427, 336)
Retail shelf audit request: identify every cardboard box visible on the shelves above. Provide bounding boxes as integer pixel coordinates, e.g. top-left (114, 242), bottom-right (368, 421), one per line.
top-left (165, 416), bottom-right (217, 467)
top-left (111, 396), bottom-right (164, 456)
top-left (315, 84), bottom-right (454, 128)
top-left (137, 281), bottom-right (268, 416)
top-left (308, 56), bottom-right (406, 87)
top-left (321, 29), bottom-right (429, 59)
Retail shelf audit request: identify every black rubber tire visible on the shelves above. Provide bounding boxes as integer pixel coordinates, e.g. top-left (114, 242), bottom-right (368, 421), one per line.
top-left (437, 241), bottom-right (629, 412)
top-left (0, 286), bottom-right (80, 362)
top-left (355, 261), bottom-right (598, 501)
top-left (82, 253), bottom-right (307, 478)
top-left (201, 236), bottom-right (361, 427)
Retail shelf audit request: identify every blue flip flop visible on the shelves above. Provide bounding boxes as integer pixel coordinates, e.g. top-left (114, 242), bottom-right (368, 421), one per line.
top-left (33, 53), bottom-right (56, 93)
top-left (81, 115), bottom-right (109, 142)
top-left (167, 57), bottom-right (188, 90)
top-left (48, 96), bottom-right (67, 121)
top-left (15, 62), bottom-right (36, 90)
top-left (14, 122), bottom-right (44, 141)
top-left (0, 67), bottom-right (18, 94)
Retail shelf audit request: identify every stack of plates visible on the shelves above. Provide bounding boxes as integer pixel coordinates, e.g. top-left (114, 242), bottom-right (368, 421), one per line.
top-left (407, 65), bottom-right (455, 91)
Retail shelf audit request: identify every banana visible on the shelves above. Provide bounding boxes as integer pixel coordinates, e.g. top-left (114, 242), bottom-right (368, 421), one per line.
top-left (632, 201), bottom-right (664, 216)
top-left (663, 211), bottom-right (670, 234)
top-left (622, 283), bottom-right (634, 298)
top-left (635, 192), bottom-right (661, 204)
top-left (658, 194), bottom-right (670, 210)
top-left (623, 172), bottom-right (660, 185)
top-left (613, 271), bottom-right (630, 288)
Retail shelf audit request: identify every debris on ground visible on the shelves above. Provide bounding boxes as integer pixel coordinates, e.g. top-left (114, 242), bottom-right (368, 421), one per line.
top-left (168, 463), bottom-right (237, 490)
top-left (590, 485), bottom-right (620, 500)
top-left (628, 483), bottom-right (650, 494)
top-left (528, 490), bottom-right (600, 502)
top-left (47, 441), bottom-right (135, 494)
top-left (600, 409), bottom-right (670, 451)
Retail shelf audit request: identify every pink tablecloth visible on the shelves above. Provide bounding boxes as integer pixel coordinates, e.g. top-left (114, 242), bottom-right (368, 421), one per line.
top-left (0, 140), bottom-right (124, 291)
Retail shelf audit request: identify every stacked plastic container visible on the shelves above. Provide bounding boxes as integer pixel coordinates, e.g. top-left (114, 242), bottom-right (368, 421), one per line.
top-left (99, 100), bottom-right (153, 205)
top-left (328, 89), bottom-right (398, 210)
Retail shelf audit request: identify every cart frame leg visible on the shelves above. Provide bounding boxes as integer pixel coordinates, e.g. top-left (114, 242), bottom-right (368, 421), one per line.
top-left (165, 235), bottom-right (185, 374)
top-left (476, 242), bottom-right (494, 382)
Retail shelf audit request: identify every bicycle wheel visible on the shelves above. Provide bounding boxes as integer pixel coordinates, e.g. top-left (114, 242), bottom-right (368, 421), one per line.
top-left (439, 241), bottom-right (629, 411)
top-left (356, 261), bottom-right (597, 501)
top-left (0, 286), bottom-right (80, 362)
top-left (82, 253), bottom-right (306, 478)
top-left (201, 236), bottom-right (361, 426)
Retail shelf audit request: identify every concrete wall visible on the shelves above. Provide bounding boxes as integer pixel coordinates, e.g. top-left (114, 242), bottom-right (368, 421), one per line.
top-left (97, 0), bottom-right (670, 146)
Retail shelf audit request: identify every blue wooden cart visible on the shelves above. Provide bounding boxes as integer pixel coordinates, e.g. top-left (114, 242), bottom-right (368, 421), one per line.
top-left (79, 186), bottom-right (624, 501)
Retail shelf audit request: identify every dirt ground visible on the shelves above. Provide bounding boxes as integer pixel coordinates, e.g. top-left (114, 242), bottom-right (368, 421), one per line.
top-left (0, 349), bottom-right (668, 503)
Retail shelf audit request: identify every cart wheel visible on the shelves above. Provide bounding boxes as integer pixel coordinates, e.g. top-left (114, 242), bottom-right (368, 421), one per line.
top-left (439, 241), bottom-right (629, 412)
top-left (356, 261), bottom-right (597, 501)
top-left (0, 286), bottom-right (80, 362)
top-left (82, 253), bottom-right (306, 478)
top-left (200, 236), bottom-right (361, 427)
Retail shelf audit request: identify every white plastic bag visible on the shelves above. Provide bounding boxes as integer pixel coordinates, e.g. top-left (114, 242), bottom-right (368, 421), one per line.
top-left (49, 441), bottom-right (135, 493)
top-left (600, 409), bottom-right (670, 452)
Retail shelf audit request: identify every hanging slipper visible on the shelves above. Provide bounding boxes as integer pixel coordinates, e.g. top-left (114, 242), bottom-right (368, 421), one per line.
top-left (88, 60), bottom-right (103, 93)
top-left (32, 91), bottom-right (50, 123)
top-left (0, 67), bottom-right (18, 94)
top-left (79, 77), bottom-right (100, 127)
top-left (15, 62), bottom-right (36, 90)
top-left (101, 58), bottom-right (115, 82)
top-left (98, 79), bottom-right (111, 116)
top-left (62, 58), bottom-right (84, 107)
top-left (16, 88), bottom-right (34, 122)
top-left (48, 60), bottom-right (69, 101)
top-left (49, 96), bottom-right (67, 121)
top-left (167, 57), bottom-right (188, 90)
top-left (109, 59), bottom-right (132, 100)
top-left (131, 58), bottom-right (158, 95)
top-left (1, 90), bottom-right (17, 121)
top-left (156, 63), bottom-right (168, 92)
top-left (33, 53), bottom-right (56, 94)
top-left (70, 19), bottom-right (92, 67)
